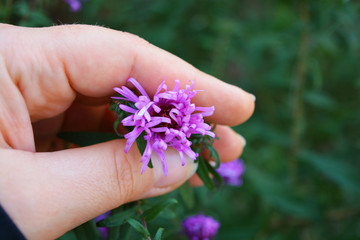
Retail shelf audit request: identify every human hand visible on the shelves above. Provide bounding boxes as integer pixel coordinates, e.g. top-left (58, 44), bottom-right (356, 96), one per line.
top-left (0, 24), bottom-right (254, 239)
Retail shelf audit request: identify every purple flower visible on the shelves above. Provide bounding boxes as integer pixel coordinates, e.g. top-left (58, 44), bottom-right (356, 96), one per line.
top-left (64, 0), bottom-right (86, 12)
top-left (113, 78), bottom-right (215, 176)
top-left (95, 211), bottom-right (111, 239)
top-left (216, 158), bottom-right (245, 186)
top-left (182, 214), bottom-right (220, 240)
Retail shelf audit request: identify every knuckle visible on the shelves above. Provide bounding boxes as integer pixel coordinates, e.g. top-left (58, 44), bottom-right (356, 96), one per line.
top-left (112, 145), bottom-right (136, 203)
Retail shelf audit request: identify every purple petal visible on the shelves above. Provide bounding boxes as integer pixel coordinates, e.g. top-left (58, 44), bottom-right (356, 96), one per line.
top-left (119, 104), bottom-right (137, 113)
top-left (114, 87), bottom-right (139, 102)
top-left (154, 148), bottom-right (168, 176)
top-left (128, 77), bottom-right (149, 98)
top-left (140, 143), bottom-right (153, 174)
top-left (124, 127), bottom-right (144, 152)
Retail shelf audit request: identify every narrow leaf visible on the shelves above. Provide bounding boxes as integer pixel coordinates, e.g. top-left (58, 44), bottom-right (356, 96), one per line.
top-left (113, 118), bottom-right (124, 138)
top-left (73, 220), bottom-right (102, 240)
top-left (179, 182), bottom-right (195, 209)
top-left (96, 207), bottom-right (137, 227)
top-left (126, 218), bottom-right (150, 239)
top-left (57, 230), bottom-right (78, 240)
top-left (196, 156), bottom-right (215, 190)
top-left (208, 145), bottom-right (221, 168)
top-left (247, 165), bottom-right (319, 219)
top-left (57, 132), bottom-right (119, 147)
top-left (205, 160), bottom-right (224, 185)
top-left (154, 228), bottom-right (165, 240)
top-left (141, 198), bottom-right (178, 221)
top-left (299, 150), bottom-right (360, 195)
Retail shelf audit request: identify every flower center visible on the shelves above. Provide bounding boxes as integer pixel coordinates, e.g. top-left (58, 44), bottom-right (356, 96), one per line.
top-left (150, 102), bottom-right (179, 130)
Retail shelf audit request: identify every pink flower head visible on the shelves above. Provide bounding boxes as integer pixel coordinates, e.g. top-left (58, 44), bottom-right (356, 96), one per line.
top-left (113, 78), bottom-right (215, 176)
top-left (182, 214), bottom-right (220, 240)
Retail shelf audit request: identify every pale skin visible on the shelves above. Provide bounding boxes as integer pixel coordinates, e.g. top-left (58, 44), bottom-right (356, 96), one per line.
top-left (0, 24), bottom-right (255, 239)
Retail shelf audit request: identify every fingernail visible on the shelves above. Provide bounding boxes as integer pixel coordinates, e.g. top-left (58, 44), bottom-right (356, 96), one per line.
top-left (250, 93), bottom-right (256, 102)
top-left (153, 148), bottom-right (198, 188)
top-left (238, 134), bottom-right (247, 147)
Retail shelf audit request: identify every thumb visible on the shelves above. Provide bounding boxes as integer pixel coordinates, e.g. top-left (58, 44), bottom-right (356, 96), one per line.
top-left (0, 140), bottom-right (196, 239)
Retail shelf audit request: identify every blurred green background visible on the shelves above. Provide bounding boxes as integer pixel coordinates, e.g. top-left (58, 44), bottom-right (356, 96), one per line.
top-left (2, 0), bottom-right (360, 239)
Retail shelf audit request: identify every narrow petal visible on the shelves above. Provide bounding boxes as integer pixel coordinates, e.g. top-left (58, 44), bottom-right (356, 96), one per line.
top-left (195, 106), bottom-right (215, 116)
top-left (152, 104), bottom-right (161, 113)
top-left (205, 131), bottom-right (216, 138)
top-left (179, 151), bottom-right (186, 166)
top-left (145, 119), bottom-right (162, 128)
top-left (173, 80), bottom-right (180, 92)
top-left (128, 77), bottom-right (149, 98)
top-left (121, 115), bottom-right (136, 126)
top-left (124, 127), bottom-right (144, 153)
top-left (154, 148), bottom-right (168, 176)
top-left (151, 127), bottom-right (168, 132)
top-left (136, 102), bottom-right (153, 121)
top-left (155, 80), bottom-right (167, 95)
top-left (140, 143), bottom-right (153, 174)
top-left (119, 104), bottom-right (137, 113)
top-left (114, 87), bottom-right (139, 102)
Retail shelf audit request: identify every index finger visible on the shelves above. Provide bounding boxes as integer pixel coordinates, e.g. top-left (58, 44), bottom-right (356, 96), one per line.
top-left (1, 24), bottom-right (255, 125)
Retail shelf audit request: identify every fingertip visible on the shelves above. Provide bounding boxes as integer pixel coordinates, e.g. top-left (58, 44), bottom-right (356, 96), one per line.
top-left (193, 72), bottom-right (255, 126)
top-left (213, 125), bottom-right (246, 163)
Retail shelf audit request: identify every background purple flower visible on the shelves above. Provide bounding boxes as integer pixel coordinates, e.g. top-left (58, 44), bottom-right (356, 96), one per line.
top-left (182, 214), bottom-right (220, 240)
top-left (216, 158), bottom-right (245, 186)
top-left (64, 0), bottom-right (86, 12)
top-left (113, 78), bottom-right (215, 176)
top-left (95, 211), bottom-right (111, 239)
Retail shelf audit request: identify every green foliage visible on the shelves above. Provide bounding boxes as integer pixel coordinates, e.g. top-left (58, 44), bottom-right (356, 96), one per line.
top-left (96, 207), bottom-right (137, 228)
top-left (4, 0), bottom-right (360, 239)
top-left (126, 218), bottom-right (150, 239)
top-left (141, 198), bottom-right (178, 222)
top-left (153, 228), bottom-right (164, 240)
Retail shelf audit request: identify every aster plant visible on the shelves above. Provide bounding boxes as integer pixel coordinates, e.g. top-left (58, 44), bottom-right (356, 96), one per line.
top-left (63, 0), bottom-right (86, 12)
top-left (216, 158), bottom-right (245, 186)
top-left (59, 78), bottom-right (227, 239)
top-left (182, 214), bottom-right (220, 240)
top-left (111, 77), bottom-right (219, 181)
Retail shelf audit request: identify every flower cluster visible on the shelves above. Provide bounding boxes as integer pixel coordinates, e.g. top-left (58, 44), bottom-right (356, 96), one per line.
top-left (216, 158), bottom-right (245, 186)
top-left (64, 0), bottom-right (86, 12)
top-left (113, 78), bottom-right (215, 176)
top-left (182, 214), bottom-right (220, 240)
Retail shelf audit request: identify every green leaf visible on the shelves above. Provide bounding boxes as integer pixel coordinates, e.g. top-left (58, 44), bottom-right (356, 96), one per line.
top-left (73, 220), bottom-right (102, 240)
top-left (113, 117), bottom-right (124, 138)
top-left (179, 182), bottom-right (195, 209)
top-left (57, 230), bottom-right (78, 240)
top-left (154, 228), bottom-right (165, 240)
top-left (299, 150), bottom-right (360, 195)
top-left (141, 198), bottom-right (178, 221)
top-left (205, 160), bottom-right (224, 185)
top-left (247, 166), bottom-right (319, 219)
top-left (196, 156), bottom-right (215, 190)
top-left (96, 207), bottom-right (137, 227)
top-left (208, 144), bottom-right (221, 168)
top-left (57, 132), bottom-right (119, 147)
top-left (126, 218), bottom-right (150, 239)
top-left (107, 226), bottom-right (121, 240)
top-left (135, 131), bottom-right (153, 168)
top-left (108, 224), bottom-right (133, 240)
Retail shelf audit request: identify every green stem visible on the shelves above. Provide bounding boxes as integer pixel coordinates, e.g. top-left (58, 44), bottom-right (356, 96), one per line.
top-left (137, 201), bottom-right (151, 240)
top-left (289, 2), bottom-right (310, 183)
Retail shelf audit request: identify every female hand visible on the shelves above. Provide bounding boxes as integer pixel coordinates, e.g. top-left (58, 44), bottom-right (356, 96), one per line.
top-left (0, 24), bottom-right (254, 239)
